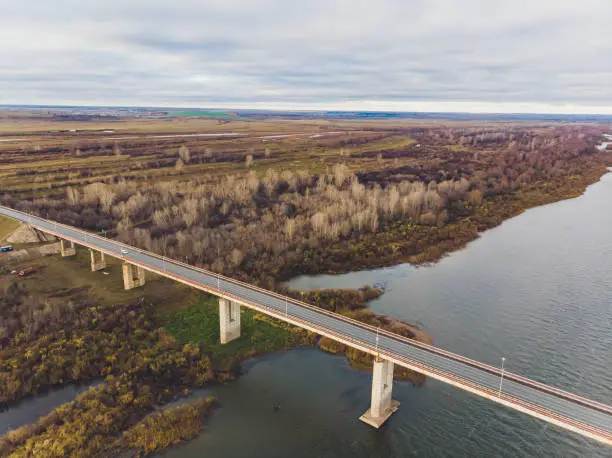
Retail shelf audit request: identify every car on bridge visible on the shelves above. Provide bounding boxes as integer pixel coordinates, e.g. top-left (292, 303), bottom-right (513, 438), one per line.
top-left (1, 245), bottom-right (13, 252)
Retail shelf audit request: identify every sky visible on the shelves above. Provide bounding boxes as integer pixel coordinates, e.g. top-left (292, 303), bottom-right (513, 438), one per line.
top-left (1, 0), bottom-right (611, 114)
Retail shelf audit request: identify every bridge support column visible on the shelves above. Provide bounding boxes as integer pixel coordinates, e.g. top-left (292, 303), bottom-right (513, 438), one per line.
top-left (89, 249), bottom-right (106, 271)
top-left (60, 239), bottom-right (76, 257)
top-left (360, 357), bottom-right (399, 428)
top-left (122, 263), bottom-right (145, 290)
top-left (219, 298), bottom-right (241, 344)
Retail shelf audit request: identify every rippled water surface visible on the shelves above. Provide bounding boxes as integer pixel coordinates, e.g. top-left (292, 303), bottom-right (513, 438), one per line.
top-left (162, 171), bottom-right (612, 458)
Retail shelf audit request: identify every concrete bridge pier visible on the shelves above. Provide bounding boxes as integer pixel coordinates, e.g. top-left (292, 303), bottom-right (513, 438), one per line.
top-left (122, 263), bottom-right (146, 290)
top-left (60, 239), bottom-right (76, 257)
top-left (89, 249), bottom-right (106, 271)
top-left (219, 298), bottom-right (241, 344)
top-left (360, 357), bottom-right (399, 428)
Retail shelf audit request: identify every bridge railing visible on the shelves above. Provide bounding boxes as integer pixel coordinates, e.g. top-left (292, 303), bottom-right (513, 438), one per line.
top-left (3, 204), bottom-right (611, 417)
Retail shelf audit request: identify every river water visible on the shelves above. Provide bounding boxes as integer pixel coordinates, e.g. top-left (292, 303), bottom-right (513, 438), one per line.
top-left (0, 382), bottom-right (99, 434)
top-left (162, 169), bottom-right (611, 457)
top-left (1, 167), bottom-right (610, 456)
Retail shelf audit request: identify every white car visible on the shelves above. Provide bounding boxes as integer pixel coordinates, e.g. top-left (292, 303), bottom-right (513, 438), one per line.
top-left (120, 249), bottom-right (129, 255)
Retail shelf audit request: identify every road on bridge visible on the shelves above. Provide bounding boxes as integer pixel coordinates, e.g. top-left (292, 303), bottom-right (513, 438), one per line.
top-left (1, 205), bottom-right (610, 446)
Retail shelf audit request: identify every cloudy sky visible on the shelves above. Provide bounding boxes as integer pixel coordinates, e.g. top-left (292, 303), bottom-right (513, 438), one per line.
top-left (1, 0), bottom-right (611, 113)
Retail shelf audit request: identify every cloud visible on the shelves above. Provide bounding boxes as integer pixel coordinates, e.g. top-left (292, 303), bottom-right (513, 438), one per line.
top-left (1, 0), bottom-right (611, 113)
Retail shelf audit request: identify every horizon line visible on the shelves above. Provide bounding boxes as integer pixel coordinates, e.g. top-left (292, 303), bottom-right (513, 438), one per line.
top-left (2, 103), bottom-right (612, 117)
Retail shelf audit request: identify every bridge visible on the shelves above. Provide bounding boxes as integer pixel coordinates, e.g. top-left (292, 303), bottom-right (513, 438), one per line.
top-left (1, 205), bottom-right (611, 446)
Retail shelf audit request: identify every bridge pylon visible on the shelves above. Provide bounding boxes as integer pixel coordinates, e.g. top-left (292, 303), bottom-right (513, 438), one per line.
top-left (360, 357), bottom-right (399, 428)
top-left (122, 263), bottom-right (146, 290)
top-left (59, 239), bottom-right (76, 257)
top-left (89, 249), bottom-right (106, 271)
top-left (219, 298), bottom-right (241, 343)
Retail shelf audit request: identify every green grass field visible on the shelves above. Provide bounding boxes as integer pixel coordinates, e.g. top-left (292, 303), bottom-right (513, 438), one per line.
top-left (154, 293), bottom-right (303, 367)
top-left (0, 241), bottom-right (307, 370)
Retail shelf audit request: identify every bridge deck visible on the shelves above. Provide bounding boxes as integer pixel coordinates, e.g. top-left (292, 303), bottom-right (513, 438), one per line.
top-left (1, 206), bottom-right (610, 446)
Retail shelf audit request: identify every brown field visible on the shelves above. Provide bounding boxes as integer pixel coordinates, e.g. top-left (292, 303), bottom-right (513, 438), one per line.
top-left (0, 117), bottom-right (388, 194)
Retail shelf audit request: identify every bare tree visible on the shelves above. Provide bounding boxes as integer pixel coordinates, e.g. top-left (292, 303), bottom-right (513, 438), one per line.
top-left (179, 145), bottom-right (191, 164)
top-left (468, 189), bottom-right (483, 206)
top-left (99, 188), bottom-right (116, 213)
top-left (311, 212), bottom-right (327, 235)
top-left (230, 248), bottom-right (244, 266)
top-left (285, 219), bottom-right (296, 240)
top-left (66, 187), bottom-right (80, 205)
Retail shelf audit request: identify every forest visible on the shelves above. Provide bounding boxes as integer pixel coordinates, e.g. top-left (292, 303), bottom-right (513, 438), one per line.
top-left (3, 123), bottom-right (610, 286)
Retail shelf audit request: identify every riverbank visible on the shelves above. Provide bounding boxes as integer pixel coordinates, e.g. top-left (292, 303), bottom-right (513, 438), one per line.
top-left (277, 285), bottom-right (432, 383)
top-left (159, 162), bottom-right (612, 386)
top-left (278, 163), bottom-right (612, 277)
top-left (0, 248), bottom-right (431, 456)
top-left (0, 251), bottom-right (234, 457)
top-left (154, 286), bottom-right (431, 385)
top-left (279, 168), bottom-right (612, 458)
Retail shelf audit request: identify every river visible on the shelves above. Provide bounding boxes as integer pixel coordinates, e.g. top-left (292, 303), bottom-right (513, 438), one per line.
top-left (161, 168), bottom-right (612, 457)
top-left (2, 165), bottom-right (610, 456)
top-left (0, 382), bottom-right (100, 434)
